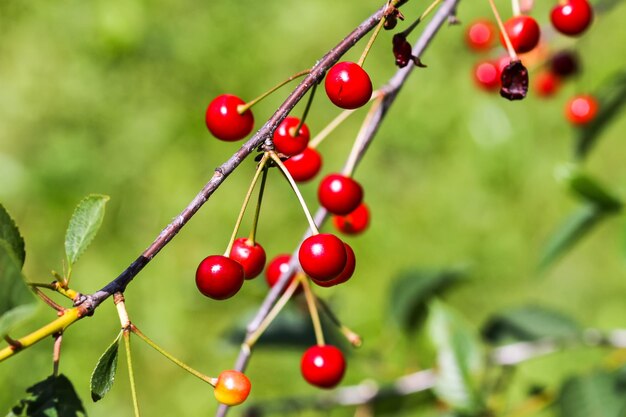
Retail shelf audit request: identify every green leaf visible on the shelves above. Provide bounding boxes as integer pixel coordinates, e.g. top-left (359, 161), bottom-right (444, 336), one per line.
top-left (389, 267), bottom-right (467, 333)
top-left (7, 374), bottom-right (87, 417)
top-left (0, 241), bottom-right (37, 337)
top-left (557, 165), bottom-right (622, 211)
top-left (64, 194), bottom-right (110, 267)
top-left (482, 305), bottom-right (581, 345)
top-left (558, 370), bottom-right (626, 417)
top-left (0, 204), bottom-right (26, 268)
top-left (428, 300), bottom-right (485, 413)
top-left (575, 71), bottom-right (626, 160)
top-left (90, 331), bottom-right (122, 402)
top-left (539, 204), bottom-right (611, 270)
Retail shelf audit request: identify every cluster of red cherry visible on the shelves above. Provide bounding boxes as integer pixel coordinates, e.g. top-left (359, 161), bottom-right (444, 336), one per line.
top-left (197, 59), bottom-right (378, 391)
top-left (467, 0), bottom-right (598, 124)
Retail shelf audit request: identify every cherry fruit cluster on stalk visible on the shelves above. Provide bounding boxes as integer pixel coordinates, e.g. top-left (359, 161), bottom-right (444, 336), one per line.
top-left (468, 0), bottom-right (598, 120)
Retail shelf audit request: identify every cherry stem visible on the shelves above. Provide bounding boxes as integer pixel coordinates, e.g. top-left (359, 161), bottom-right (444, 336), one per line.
top-left (488, 0), bottom-right (519, 60)
top-left (30, 280), bottom-right (79, 301)
top-left (269, 151), bottom-right (320, 235)
top-left (300, 276), bottom-right (325, 346)
top-left (343, 94), bottom-right (384, 177)
top-left (238, 69), bottom-right (311, 114)
top-left (4, 335), bottom-right (22, 349)
top-left (224, 153), bottom-right (271, 256)
top-left (400, 0), bottom-right (443, 38)
top-left (31, 287), bottom-right (64, 312)
top-left (292, 82), bottom-right (318, 136)
top-left (248, 164), bottom-right (269, 245)
top-left (123, 329), bottom-right (141, 417)
top-left (131, 324), bottom-right (215, 386)
top-left (309, 91), bottom-right (381, 149)
top-left (315, 297), bottom-right (362, 348)
top-left (245, 275), bottom-right (302, 348)
top-left (511, 0), bottom-right (521, 16)
top-left (52, 332), bottom-right (62, 376)
top-left (358, 9), bottom-right (387, 67)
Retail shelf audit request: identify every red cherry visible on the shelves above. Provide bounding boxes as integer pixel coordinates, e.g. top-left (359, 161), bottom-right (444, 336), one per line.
top-left (273, 116), bottom-right (310, 157)
top-left (465, 19), bottom-right (496, 51)
top-left (298, 234), bottom-right (347, 282)
top-left (213, 370), bottom-right (251, 406)
top-left (205, 94), bottom-right (254, 141)
top-left (551, 0), bottom-right (593, 36)
top-left (300, 345), bottom-right (346, 389)
top-left (550, 50), bottom-right (579, 78)
top-left (499, 16), bottom-right (541, 54)
top-left (533, 71), bottom-right (561, 97)
top-left (318, 174), bottom-right (364, 216)
top-left (284, 147), bottom-right (323, 183)
top-left (265, 254), bottom-right (298, 291)
top-left (195, 255), bottom-right (244, 300)
top-left (333, 203), bottom-right (370, 235)
top-left (565, 94), bottom-right (598, 125)
top-left (229, 238), bottom-right (266, 280)
top-left (312, 243), bottom-right (356, 288)
top-left (324, 62), bottom-right (373, 109)
top-left (473, 61), bottom-right (501, 91)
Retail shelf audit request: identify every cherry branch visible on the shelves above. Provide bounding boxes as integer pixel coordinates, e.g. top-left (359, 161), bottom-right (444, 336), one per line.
top-left (217, 0), bottom-right (460, 415)
top-left (74, 1), bottom-right (402, 313)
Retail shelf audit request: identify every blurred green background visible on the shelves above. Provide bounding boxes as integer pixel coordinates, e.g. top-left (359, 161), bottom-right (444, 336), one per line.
top-left (1, 0), bottom-right (626, 415)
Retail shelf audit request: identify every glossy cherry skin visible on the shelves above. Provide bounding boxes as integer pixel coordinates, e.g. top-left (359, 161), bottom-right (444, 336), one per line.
top-left (551, 0), bottom-right (593, 36)
top-left (500, 16), bottom-right (541, 54)
top-left (229, 238), bottom-right (266, 280)
top-left (312, 243), bottom-right (356, 288)
top-left (205, 94), bottom-right (254, 142)
top-left (565, 95), bottom-right (598, 125)
top-left (273, 116), bottom-right (310, 156)
top-left (533, 71), bottom-right (560, 97)
top-left (333, 203), bottom-right (370, 235)
top-left (195, 255), bottom-right (245, 300)
top-left (318, 174), bottom-right (364, 216)
top-left (301, 345), bottom-right (346, 389)
top-left (325, 62), bottom-right (373, 109)
top-left (265, 254), bottom-right (298, 290)
top-left (213, 370), bottom-right (251, 406)
top-left (465, 20), bottom-right (496, 51)
top-left (473, 61), bottom-right (500, 91)
top-left (298, 234), bottom-right (347, 282)
top-left (284, 147), bottom-right (323, 183)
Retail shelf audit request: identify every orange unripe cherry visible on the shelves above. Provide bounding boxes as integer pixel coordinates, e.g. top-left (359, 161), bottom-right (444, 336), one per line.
top-left (213, 370), bottom-right (251, 406)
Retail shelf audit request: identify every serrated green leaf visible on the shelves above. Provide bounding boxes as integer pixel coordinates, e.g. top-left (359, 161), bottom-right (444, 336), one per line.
top-left (389, 267), bottom-right (467, 333)
top-left (0, 241), bottom-right (37, 337)
top-left (482, 305), bottom-right (581, 345)
top-left (64, 194), bottom-right (109, 267)
top-left (7, 374), bottom-right (87, 417)
top-left (558, 165), bottom-right (622, 211)
top-left (0, 204), bottom-right (26, 268)
top-left (539, 204), bottom-right (611, 271)
top-left (428, 300), bottom-right (485, 413)
top-left (90, 331), bottom-right (122, 402)
top-left (558, 370), bottom-right (626, 417)
top-left (575, 71), bottom-right (626, 159)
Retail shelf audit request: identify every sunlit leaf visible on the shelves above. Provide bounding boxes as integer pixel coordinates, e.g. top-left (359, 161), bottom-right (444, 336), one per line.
top-left (558, 370), bottom-right (626, 417)
top-left (539, 204), bottom-right (612, 270)
top-left (0, 204), bottom-right (25, 268)
top-left (482, 305), bottom-right (581, 345)
top-left (90, 331), bottom-right (122, 402)
top-left (0, 241), bottom-right (37, 337)
top-left (7, 374), bottom-right (87, 417)
top-left (575, 71), bottom-right (626, 159)
top-left (389, 267), bottom-right (467, 333)
top-left (65, 194), bottom-right (109, 267)
top-left (428, 300), bottom-right (485, 413)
